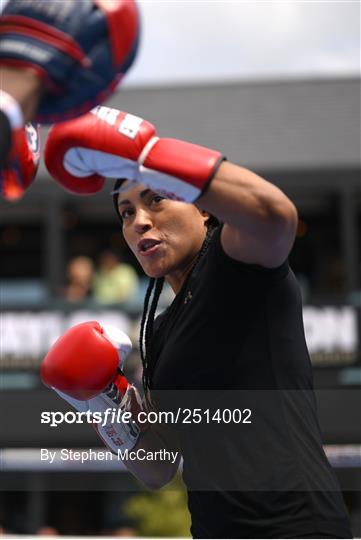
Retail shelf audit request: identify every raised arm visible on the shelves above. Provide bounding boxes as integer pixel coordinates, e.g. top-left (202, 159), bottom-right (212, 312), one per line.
top-left (44, 106), bottom-right (298, 268)
top-left (197, 161), bottom-right (298, 267)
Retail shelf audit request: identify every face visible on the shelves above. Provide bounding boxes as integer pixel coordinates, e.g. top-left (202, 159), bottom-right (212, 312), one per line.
top-left (117, 182), bottom-right (209, 290)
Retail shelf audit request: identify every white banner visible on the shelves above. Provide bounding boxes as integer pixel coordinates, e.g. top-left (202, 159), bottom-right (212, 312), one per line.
top-left (0, 310), bottom-right (132, 368)
top-left (0, 307), bottom-right (359, 367)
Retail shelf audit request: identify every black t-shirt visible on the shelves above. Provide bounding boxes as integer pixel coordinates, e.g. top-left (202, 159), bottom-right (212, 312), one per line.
top-left (150, 226), bottom-right (351, 538)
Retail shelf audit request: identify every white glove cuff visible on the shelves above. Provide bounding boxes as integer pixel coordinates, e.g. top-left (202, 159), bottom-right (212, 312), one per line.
top-left (63, 148), bottom-right (138, 180)
top-left (137, 136), bottom-right (159, 166)
top-left (101, 324), bottom-right (132, 369)
top-left (0, 91), bottom-right (24, 129)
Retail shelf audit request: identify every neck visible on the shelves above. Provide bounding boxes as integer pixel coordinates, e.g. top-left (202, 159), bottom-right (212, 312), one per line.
top-left (166, 226), bottom-right (212, 294)
top-left (165, 250), bottom-right (200, 294)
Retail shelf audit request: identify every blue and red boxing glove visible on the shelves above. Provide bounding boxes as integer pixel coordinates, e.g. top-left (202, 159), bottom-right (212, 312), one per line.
top-left (0, 0), bottom-right (139, 123)
top-left (0, 96), bottom-right (40, 201)
top-left (44, 106), bottom-right (225, 202)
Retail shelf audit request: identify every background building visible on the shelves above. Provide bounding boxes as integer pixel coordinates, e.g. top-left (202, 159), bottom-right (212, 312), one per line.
top-left (1, 77), bottom-right (360, 536)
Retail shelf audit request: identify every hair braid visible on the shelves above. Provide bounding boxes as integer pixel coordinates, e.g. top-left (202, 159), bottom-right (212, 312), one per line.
top-left (140, 277), bottom-right (164, 406)
top-left (145, 277), bottom-right (164, 356)
top-left (139, 277), bottom-right (155, 367)
top-left (140, 223), bottom-right (218, 405)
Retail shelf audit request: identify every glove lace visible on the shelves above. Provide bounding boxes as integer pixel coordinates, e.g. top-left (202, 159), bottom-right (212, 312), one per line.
top-left (104, 382), bottom-right (123, 405)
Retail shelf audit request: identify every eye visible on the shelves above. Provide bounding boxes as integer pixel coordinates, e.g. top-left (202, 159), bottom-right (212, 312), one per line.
top-left (151, 194), bottom-right (164, 205)
top-left (120, 207), bottom-right (134, 219)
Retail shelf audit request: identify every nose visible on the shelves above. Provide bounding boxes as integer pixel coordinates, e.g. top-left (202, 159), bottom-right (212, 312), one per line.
top-left (133, 208), bottom-right (152, 234)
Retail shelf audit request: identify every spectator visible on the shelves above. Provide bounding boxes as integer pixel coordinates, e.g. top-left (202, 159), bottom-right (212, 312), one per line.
top-left (101, 525), bottom-right (136, 537)
top-left (35, 525), bottom-right (59, 536)
top-left (63, 256), bottom-right (94, 303)
top-left (110, 526), bottom-right (136, 537)
top-left (93, 250), bottom-right (139, 304)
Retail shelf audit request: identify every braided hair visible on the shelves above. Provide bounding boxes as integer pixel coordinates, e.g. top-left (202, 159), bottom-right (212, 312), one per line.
top-left (112, 179), bottom-right (219, 406)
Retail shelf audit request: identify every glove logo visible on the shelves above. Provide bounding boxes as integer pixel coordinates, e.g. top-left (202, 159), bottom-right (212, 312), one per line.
top-left (90, 107), bottom-right (143, 140)
top-left (184, 291), bottom-right (193, 305)
top-left (0, 40), bottom-right (51, 63)
top-left (25, 123), bottom-right (40, 156)
top-left (119, 113), bottom-right (144, 140)
top-left (103, 425), bottom-right (124, 447)
top-left (91, 106), bottom-right (120, 126)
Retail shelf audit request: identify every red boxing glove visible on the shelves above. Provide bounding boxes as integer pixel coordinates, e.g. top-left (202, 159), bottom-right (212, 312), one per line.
top-left (0, 92), bottom-right (40, 201)
top-left (44, 106), bottom-right (157, 195)
top-left (44, 105), bottom-right (225, 202)
top-left (41, 321), bottom-right (145, 452)
top-left (41, 321), bottom-right (131, 400)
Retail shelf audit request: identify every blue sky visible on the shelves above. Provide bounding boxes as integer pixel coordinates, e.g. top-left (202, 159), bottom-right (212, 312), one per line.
top-left (124, 1), bottom-right (360, 86)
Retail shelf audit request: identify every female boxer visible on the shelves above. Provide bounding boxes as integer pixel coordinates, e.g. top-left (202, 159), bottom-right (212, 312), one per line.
top-left (44, 108), bottom-right (353, 538)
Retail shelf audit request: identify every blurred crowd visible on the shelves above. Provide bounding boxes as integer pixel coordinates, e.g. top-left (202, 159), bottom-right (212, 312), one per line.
top-left (0, 524), bottom-right (136, 537)
top-left (63, 250), bottom-right (139, 305)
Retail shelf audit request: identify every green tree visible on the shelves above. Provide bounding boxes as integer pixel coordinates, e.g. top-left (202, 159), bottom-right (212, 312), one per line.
top-left (123, 474), bottom-right (191, 537)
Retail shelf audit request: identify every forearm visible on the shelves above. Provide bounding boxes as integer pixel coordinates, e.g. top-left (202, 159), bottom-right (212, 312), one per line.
top-left (121, 425), bottom-right (181, 490)
top-left (1, 67), bottom-right (42, 122)
top-left (198, 161), bottom-right (298, 239)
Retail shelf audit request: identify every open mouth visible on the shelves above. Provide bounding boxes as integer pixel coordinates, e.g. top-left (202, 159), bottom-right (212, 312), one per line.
top-left (138, 238), bottom-right (161, 255)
